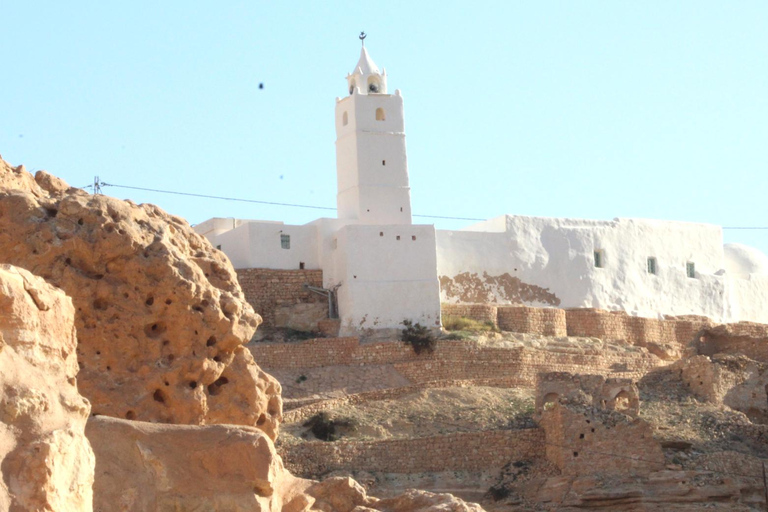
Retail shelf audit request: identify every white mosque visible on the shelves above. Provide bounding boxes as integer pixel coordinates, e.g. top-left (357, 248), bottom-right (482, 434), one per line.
top-left (195, 43), bottom-right (768, 335)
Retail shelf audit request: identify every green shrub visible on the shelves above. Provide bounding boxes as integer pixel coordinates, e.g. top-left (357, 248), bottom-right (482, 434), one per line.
top-left (401, 319), bottom-right (436, 355)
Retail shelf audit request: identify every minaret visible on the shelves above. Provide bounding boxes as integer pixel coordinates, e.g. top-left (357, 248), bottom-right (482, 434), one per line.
top-left (335, 35), bottom-right (412, 225)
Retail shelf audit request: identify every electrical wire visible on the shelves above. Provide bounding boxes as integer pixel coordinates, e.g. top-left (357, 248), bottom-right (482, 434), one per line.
top-left (82, 181), bottom-right (768, 228)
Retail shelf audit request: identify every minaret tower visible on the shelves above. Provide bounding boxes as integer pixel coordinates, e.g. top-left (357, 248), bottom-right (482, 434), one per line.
top-left (335, 34), bottom-right (412, 225)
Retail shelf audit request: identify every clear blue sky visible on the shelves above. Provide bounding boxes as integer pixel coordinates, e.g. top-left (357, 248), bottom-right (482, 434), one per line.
top-left (3, 2), bottom-right (767, 254)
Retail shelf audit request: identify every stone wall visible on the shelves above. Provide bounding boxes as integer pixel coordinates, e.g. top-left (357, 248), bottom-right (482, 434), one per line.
top-left (251, 337), bottom-right (663, 390)
top-left (280, 428), bottom-right (544, 477)
top-left (441, 304), bottom-right (720, 358)
top-left (236, 268), bottom-right (324, 327)
top-left (498, 306), bottom-right (567, 337)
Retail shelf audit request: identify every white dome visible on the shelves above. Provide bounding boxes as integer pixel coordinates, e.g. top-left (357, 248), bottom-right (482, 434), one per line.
top-left (724, 243), bottom-right (768, 277)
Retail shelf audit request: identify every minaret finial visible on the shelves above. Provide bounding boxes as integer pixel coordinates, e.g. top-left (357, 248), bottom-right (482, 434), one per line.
top-left (359, 31), bottom-right (366, 47)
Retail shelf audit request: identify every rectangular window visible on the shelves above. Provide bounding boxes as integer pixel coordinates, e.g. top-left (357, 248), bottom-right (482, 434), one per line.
top-left (647, 257), bottom-right (657, 275)
top-left (594, 250), bottom-right (604, 268)
top-left (280, 234), bottom-right (290, 250)
top-left (686, 262), bottom-right (695, 278)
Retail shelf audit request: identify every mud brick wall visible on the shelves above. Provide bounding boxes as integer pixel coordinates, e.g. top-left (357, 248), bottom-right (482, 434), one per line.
top-left (497, 306), bottom-right (567, 337)
top-left (280, 428), bottom-right (545, 477)
top-left (441, 303), bottom-right (498, 326)
top-left (236, 268), bottom-right (323, 327)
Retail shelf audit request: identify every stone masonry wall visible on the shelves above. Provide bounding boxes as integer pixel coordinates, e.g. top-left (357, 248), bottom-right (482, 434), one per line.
top-left (237, 268), bottom-right (323, 327)
top-left (498, 306), bottom-right (567, 337)
top-left (251, 337), bottom-right (664, 389)
top-left (441, 304), bottom-right (718, 352)
top-left (280, 428), bottom-right (544, 477)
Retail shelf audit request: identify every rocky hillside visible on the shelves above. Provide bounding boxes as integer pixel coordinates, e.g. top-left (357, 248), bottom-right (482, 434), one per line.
top-left (0, 156), bottom-right (484, 511)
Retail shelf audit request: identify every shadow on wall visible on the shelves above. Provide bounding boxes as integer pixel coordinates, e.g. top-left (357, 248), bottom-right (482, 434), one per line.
top-left (439, 272), bottom-right (561, 306)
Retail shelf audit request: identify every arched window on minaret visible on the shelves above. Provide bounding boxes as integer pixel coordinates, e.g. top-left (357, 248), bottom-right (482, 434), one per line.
top-left (342, 111), bottom-right (348, 126)
top-left (375, 108), bottom-right (386, 121)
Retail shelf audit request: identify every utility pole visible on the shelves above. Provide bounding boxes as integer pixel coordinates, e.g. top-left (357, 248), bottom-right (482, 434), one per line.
top-left (93, 176), bottom-right (103, 195)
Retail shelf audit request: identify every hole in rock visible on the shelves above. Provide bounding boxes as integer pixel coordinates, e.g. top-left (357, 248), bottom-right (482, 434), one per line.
top-left (125, 411), bottom-right (136, 420)
top-left (207, 376), bottom-right (229, 396)
top-left (573, 452), bottom-right (579, 457)
top-left (257, 414), bottom-right (267, 426)
top-left (145, 296), bottom-right (154, 306)
top-left (206, 337), bottom-right (217, 347)
top-left (65, 258), bottom-right (72, 265)
top-left (579, 433), bottom-right (584, 439)
top-left (213, 356), bottom-right (221, 362)
top-left (44, 208), bottom-right (58, 217)
top-left (165, 299), bottom-right (172, 305)
top-left (78, 218), bottom-right (84, 225)
top-left (189, 381), bottom-right (198, 389)
top-left (153, 389), bottom-right (166, 403)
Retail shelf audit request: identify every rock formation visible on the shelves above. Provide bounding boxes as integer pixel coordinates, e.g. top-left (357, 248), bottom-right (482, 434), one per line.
top-left (0, 157), bottom-right (282, 439)
top-left (0, 264), bottom-right (94, 511)
top-left (87, 417), bottom-right (487, 512)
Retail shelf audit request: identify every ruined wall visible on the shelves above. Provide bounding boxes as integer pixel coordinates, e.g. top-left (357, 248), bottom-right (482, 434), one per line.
top-left (440, 304), bottom-right (716, 357)
top-left (250, 337), bottom-right (663, 390)
top-left (281, 428), bottom-right (544, 477)
top-left (237, 268), bottom-right (324, 328)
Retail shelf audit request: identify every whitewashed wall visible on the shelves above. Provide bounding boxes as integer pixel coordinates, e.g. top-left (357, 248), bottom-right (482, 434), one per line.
top-left (334, 223), bottom-right (441, 335)
top-left (209, 219), bottom-right (320, 270)
top-left (437, 214), bottom-right (768, 323)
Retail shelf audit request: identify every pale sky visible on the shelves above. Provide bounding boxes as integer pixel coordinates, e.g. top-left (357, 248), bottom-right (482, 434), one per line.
top-left (3, 2), bottom-right (767, 254)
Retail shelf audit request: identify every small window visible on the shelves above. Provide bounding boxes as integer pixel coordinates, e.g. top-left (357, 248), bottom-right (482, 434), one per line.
top-left (382, 160), bottom-right (386, 166)
top-left (342, 111), bottom-right (348, 126)
top-left (280, 234), bottom-right (290, 250)
top-left (379, 232), bottom-right (383, 236)
top-left (686, 262), bottom-right (695, 278)
top-left (647, 257), bottom-right (657, 275)
top-left (594, 250), bottom-right (604, 268)
top-left (396, 235), bottom-right (401, 240)
top-left (216, 244), bottom-right (221, 250)
top-left (412, 236), bottom-right (416, 241)
top-left (375, 108), bottom-right (386, 121)
top-left (299, 262), bottom-right (305, 270)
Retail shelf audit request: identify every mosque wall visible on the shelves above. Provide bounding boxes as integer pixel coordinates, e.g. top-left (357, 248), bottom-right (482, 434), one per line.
top-left (437, 214), bottom-right (768, 324)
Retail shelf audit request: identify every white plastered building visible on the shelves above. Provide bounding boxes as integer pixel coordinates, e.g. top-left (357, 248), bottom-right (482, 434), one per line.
top-left (196, 45), bottom-right (768, 331)
top-left (195, 46), bottom-right (442, 336)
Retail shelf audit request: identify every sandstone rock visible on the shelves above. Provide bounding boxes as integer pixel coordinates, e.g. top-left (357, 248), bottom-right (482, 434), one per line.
top-left (0, 157), bottom-right (282, 438)
top-left (372, 489), bottom-right (485, 511)
top-left (0, 264), bottom-right (94, 511)
top-left (86, 415), bottom-right (313, 512)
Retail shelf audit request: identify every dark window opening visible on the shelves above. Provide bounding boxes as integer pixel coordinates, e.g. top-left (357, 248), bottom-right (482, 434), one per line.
top-left (280, 234), bottom-right (290, 250)
top-left (647, 257), bottom-right (657, 275)
top-left (396, 236), bottom-right (401, 240)
top-left (299, 262), bottom-right (305, 270)
top-left (382, 160), bottom-right (386, 166)
top-left (412, 235), bottom-right (416, 241)
top-left (594, 250), bottom-right (604, 268)
top-left (686, 262), bottom-right (695, 278)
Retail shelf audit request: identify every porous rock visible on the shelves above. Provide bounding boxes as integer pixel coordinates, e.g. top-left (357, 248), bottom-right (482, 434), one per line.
top-left (0, 156), bottom-right (282, 439)
top-left (0, 264), bottom-right (94, 511)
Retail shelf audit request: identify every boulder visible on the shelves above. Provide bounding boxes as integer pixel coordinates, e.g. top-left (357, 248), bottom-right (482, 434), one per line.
top-left (0, 264), bottom-right (94, 511)
top-left (0, 157), bottom-right (282, 439)
top-left (86, 416), bottom-right (313, 512)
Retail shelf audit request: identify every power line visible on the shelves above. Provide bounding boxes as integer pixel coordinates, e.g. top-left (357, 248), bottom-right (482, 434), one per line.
top-left (86, 181), bottom-right (767, 228)
top-left (99, 182), bottom-right (485, 221)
